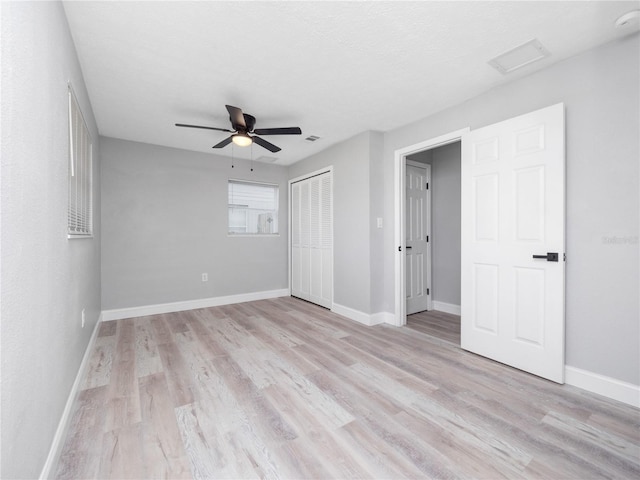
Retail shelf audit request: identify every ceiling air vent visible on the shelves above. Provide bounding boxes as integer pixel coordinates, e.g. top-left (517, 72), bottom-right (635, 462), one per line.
top-left (305, 135), bottom-right (320, 142)
top-left (488, 39), bottom-right (550, 75)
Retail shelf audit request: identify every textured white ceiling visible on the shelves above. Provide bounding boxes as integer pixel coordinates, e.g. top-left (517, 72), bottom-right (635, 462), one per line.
top-left (63, 1), bottom-right (640, 165)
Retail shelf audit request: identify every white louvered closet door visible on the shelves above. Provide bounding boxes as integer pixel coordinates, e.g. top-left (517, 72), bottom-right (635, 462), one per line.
top-left (291, 171), bottom-right (332, 308)
top-left (291, 182), bottom-right (303, 298)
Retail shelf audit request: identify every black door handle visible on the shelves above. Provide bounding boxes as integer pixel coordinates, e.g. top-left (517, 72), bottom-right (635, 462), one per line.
top-left (533, 252), bottom-right (558, 262)
top-left (405, 246), bottom-right (412, 249)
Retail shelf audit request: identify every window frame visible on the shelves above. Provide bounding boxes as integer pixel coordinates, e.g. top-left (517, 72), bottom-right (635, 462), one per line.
top-left (67, 84), bottom-right (93, 239)
top-left (227, 179), bottom-right (280, 236)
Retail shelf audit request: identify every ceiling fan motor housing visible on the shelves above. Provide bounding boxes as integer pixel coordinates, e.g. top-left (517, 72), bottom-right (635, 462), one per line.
top-left (233, 113), bottom-right (256, 132)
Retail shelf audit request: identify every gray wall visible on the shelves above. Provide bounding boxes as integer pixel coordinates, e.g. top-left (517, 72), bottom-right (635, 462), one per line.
top-left (409, 142), bottom-right (462, 307)
top-left (383, 34), bottom-right (640, 385)
top-left (101, 137), bottom-right (289, 310)
top-left (369, 133), bottom-right (386, 314)
top-left (1, 2), bottom-right (101, 478)
top-left (289, 131), bottom-right (384, 315)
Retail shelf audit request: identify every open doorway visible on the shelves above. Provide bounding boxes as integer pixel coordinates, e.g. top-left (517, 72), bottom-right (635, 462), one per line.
top-left (393, 127), bottom-right (468, 333)
top-left (405, 142), bottom-right (461, 345)
top-left (395, 105), bottom-right (565, 381)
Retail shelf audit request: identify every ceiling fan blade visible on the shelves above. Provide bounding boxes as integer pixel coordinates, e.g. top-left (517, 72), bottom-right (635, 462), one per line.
top-left (226, 105), bottom-right (246, 129)
top-left (212, 136), bottom-right (233, 149)
top-left (253, 136), bottom-right (281, 153)
top-left (253, 127), bottom-right (302, 136)
top-left (175, 123), bottom-right (233, 133)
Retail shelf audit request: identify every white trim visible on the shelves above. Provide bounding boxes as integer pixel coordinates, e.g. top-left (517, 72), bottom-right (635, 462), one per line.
top-left (39, 315), bottom-right (102, 479)
top-left (331, 303), bottom-right (395, 327)
top-left (394, 128), bottom-right (470, 327)
top-left (432, 301), bottom-right (462, 316)
top-left (227, 233), bottom-right (281, 237)
top-left (565, 366), bottom-right (640, 408)
top-left (101, 289), bottom-right (289, 321)
top-left (228, 177), bottom-right (279, 187)
top-left (289, 166), bottom-right (333, 185)
top-left (371, 311), bottom-right (397, 326)
top-left (332, 303), bottom-right (380, 326)
top-left (406, 159), bottom-right (429, 168)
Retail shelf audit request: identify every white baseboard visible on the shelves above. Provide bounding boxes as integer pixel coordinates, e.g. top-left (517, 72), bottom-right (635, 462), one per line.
top-left (39, 315), bottom-right (102, 479)
top-left (371, 311), bottom-right (396, 326)
top-left (565, 366), bottom-right (640, 408)
top-left (432, 301), bottom-right (461, 316)
top-left (101, 289), bottom-right (290, 321)
top-left (331, 303), bottom-right (394, 326)
top-left (331, 303), bottom-right (379, 326)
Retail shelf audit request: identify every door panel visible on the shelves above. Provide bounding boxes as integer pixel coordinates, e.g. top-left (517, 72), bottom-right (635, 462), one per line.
top-left (472, 263), bottom-right (499, 333)
top-left (515, 166), bottom-right (545, 241)
top-left (291, 172), bottom-right (333, 309)
top-left (406, 163), bottom-right (431, 314)
top-left (309, 178), bottom-right (322, 301)
top-left (291, 183), bottom-right (302, 297)
top-left (514, 267), bottom-right (544, 345)
top-left (473, 174), bottom-right (499, 241)
top-left (300, 181), bottom-right (311, 298)
top-left (461, 103), bottom-right (565, 383)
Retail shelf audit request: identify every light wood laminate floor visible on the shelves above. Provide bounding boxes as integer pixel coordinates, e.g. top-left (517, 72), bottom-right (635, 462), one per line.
top-left (55, 297), bottom-right (640, 479)
top-left (407, 309), bottom-right (461, 345)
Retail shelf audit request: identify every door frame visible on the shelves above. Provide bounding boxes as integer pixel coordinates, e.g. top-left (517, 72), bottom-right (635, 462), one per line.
top-left (405, 159), bottom-right (433, 314)
top-left (394, 128), bottom-right (469, 327)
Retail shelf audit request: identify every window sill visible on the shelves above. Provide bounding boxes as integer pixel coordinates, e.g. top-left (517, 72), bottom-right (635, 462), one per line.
top-left (68, 234), bottom-right (94, 240)
top-left (227, 233), bottom-right (280, 237)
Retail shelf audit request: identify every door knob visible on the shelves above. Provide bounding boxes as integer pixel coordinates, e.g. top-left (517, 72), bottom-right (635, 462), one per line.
top-left (532, 252), bottom-right (558, 262)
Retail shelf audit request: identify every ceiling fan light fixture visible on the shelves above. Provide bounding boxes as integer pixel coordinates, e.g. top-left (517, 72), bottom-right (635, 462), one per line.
top-left (232, 133), bottom-right (252, 147)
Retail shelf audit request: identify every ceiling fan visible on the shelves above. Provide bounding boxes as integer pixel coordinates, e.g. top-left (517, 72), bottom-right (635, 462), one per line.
top-left (175, 105), bottom-right (301, 153)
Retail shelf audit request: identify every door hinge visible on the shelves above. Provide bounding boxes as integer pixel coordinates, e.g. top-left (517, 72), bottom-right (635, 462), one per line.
top-left (564, 253), bottom-right (566, 262)
top-left (426, 235), bottom-right (429, 242)
top-left (426, 182), bottom-right (429, 190)
top-left (426, 288), bottom-right (430, 295)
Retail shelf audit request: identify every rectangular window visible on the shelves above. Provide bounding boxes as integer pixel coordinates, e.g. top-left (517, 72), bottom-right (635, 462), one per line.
top-left (68, 85), bottom-right (93, 237)
top-left (228, 180), bottom-right (279, 235)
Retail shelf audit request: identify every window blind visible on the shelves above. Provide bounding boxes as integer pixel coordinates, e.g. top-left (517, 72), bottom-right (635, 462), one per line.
top-left (68, 86), bottom-right (93, 237)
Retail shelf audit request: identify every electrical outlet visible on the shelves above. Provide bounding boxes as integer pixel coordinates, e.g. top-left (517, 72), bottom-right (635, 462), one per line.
top-left (202, 273), bottom-right (208, 282)
top-left (81, 308), bottom-right (86, 328)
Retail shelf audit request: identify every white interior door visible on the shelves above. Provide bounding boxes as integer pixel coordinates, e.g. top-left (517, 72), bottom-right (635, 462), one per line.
top-left (291, 171), bottom-right (333, 309)
top-left (461, 103), bottom-right (565, 383)
top-left (406, 162), bottom-right (432, 315)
